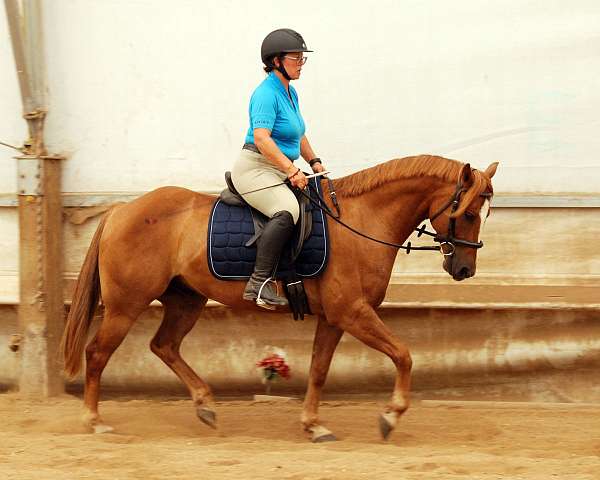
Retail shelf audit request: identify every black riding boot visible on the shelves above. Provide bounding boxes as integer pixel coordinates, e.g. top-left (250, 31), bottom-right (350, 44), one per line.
top-left (243, 211), bottom-right (295, 308)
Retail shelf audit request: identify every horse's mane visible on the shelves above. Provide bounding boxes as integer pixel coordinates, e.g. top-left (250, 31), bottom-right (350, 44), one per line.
top-left (333, 155), bottom-right (492, 217)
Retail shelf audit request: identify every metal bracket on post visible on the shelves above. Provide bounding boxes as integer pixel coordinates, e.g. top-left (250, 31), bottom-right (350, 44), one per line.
top-left (17, 156), bottom-right (42, 196)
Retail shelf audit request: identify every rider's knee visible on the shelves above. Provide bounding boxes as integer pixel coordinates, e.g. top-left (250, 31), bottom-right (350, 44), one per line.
top-left (282, 203), bottom-right (299, 224)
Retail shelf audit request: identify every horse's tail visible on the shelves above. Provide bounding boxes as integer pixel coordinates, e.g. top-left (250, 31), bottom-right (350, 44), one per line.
top-left (61, 212), bottom-right (108, 378)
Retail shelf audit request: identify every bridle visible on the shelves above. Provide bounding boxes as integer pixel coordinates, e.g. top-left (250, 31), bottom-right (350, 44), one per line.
top-left (301, 176), bottom-right (492, 257)
top-left (412, 181), bottom-right (493, 256)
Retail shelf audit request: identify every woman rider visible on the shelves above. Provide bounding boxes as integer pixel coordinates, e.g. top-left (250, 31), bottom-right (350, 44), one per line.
top-left (231, 28), bottom-right (326, 308)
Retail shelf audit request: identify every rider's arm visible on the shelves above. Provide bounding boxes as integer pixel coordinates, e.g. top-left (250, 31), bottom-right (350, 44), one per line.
top-left (300, 135), bottom-right (325, 173)
top-left (254, 128), bottom-right (299, 177)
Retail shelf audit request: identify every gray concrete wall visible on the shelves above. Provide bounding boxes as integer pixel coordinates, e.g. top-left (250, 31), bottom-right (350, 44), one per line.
top-left (2, 202), bottom-right (599, 307)
top-left (2, 304), bottom-right (599, 402)
top-left (1, 200), bottom-right (599, 401)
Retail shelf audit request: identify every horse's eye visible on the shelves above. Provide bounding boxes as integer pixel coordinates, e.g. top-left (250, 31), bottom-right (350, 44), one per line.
top-left (465, 212), bottom-right (476, 221)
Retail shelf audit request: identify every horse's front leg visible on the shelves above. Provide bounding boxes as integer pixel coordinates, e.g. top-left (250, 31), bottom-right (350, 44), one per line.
top-left (301, 314), bottom-right (344, 442)
top-left (331, 302), bottom-right (412, 440)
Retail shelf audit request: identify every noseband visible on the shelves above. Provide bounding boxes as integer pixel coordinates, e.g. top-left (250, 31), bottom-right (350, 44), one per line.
top-left (411, 181), bottom-right (492, 256)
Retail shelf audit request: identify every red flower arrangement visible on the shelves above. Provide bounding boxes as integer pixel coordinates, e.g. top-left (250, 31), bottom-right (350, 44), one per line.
top-left (256, 353), bottom-right (291, 382)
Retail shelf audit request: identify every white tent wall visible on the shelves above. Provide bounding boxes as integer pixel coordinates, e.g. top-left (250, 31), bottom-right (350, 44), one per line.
top-left (0, 8), bottom-right (20, 303)
top-left (1, 1), bottom-right (599, 397)
top-left (0, 9), bottom-right (20, 193)
top-left (30, 0), bottom-right (600, 194)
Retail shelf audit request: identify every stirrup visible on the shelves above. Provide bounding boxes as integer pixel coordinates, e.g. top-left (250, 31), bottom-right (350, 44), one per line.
top-left (256, 277), bottom-right (277, 310)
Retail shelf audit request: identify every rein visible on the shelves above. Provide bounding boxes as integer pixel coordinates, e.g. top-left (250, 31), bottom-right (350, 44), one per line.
top-left (299, 177), bottom-right (488, 255)
top-left (234, 170), bottom-right (487, 255)
top-left (298, 182), bottom-right (439, 254)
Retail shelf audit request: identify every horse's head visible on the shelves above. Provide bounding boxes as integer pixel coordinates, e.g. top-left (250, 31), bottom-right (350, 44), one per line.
top-left (428, 162), bottom-right (498, 281)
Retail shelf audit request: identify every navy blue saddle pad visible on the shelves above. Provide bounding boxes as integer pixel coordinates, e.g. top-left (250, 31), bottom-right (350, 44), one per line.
top-left (207, 176), bottom-right (329, 280)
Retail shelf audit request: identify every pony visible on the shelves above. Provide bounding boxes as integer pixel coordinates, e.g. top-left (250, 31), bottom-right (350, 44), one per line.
top-left (61, 155), bottom-right (498, 441)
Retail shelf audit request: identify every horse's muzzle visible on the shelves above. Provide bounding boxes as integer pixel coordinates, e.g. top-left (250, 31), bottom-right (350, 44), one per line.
top-left (452, 265), bottom-right (473, 281)
top-left (443, 256), bottom-right (474, 281)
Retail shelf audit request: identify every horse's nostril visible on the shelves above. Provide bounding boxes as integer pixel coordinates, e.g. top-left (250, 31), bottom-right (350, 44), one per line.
top-left (458, 267), bottom-right (470, 279)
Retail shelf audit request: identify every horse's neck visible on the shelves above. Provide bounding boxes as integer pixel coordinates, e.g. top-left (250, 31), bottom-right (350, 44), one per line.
top-left (353, 176), bottom-right (443, 245)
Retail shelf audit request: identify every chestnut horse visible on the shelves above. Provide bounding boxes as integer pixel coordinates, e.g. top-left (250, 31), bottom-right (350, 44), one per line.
top-left (61, 155), bottom-right (498, 441)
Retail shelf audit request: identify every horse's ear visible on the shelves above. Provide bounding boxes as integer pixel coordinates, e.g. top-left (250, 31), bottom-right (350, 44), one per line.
top-left (458, 163), bottom-right (473, 187)
top-left (485, 162), bottom-right (499, 178)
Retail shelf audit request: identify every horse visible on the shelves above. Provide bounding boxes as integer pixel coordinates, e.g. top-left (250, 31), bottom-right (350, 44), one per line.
top-left (61, 154), bottom-right (498, 441)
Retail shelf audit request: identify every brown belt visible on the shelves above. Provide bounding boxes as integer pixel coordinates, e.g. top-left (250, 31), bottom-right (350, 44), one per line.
top-left (242, 143), bottom-right (261, 154)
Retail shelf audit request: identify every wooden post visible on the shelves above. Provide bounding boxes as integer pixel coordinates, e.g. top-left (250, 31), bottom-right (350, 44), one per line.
top-left (41, 157), bottom-right (64, 395)
top-left (16, 155), bottom-right (64, 396)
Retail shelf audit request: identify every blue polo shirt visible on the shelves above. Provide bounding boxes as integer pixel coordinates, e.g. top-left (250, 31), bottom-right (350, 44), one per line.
top-left (244, 72), bottom-right (306, 160)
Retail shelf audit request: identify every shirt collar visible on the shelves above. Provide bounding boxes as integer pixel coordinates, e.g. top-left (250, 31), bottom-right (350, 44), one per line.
top-left (268, 71), bottom-right (290, 96)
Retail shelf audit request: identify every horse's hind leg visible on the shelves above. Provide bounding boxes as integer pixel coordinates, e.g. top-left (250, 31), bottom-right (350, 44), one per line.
top-left (151, 288), bottom-right (215, 428)
top-left (84, 306), bottom-right (144, 433)
top-left (301, 314), bottom-right (344, 442)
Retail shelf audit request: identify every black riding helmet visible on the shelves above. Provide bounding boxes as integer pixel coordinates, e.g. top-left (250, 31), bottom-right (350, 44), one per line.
top-left (261, 28), bottom-right (312, 80)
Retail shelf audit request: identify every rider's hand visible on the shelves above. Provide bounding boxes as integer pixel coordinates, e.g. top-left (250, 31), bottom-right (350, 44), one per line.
top-left (288, 168), bottom-right (308, 190)
top-left (311, 161), bottom-right (325, 174)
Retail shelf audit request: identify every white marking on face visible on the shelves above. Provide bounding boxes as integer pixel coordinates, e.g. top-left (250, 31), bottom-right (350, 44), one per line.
top-left (478, 199), bottom-right (490, 242)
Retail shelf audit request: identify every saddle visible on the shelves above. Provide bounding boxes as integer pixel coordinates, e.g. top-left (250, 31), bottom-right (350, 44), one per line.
top-left (220, 171), bottom-right (313, 261)
top-left (207, 172), bottom-right (329, 319)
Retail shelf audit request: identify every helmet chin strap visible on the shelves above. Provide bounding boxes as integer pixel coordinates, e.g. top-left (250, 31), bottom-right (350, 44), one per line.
top-left (275, 56), bottom-right (291, 81)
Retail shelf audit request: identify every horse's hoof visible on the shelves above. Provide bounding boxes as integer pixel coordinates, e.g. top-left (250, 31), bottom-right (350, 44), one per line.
top-left (313, 433), bottom-right (337, 443)
top-left (379, 413), bottom-right (395, 440)
top-left (308, 425), bottom-right (337, 443)
top-left (93, 424), bottom-right (114, 434)
top-left (82, 411), bottom-right (113, 434)
top-left (196, 407), bottom-right (217, 429)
